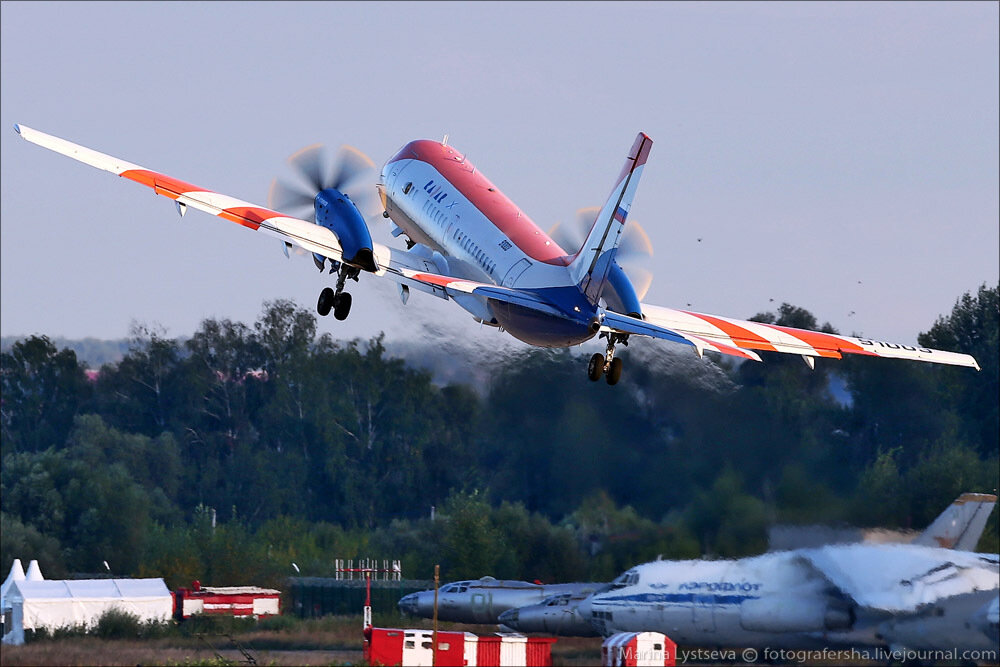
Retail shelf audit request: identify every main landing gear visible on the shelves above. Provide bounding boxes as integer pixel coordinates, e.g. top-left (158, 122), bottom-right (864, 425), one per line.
top-left (588, 332), bottom-right (628, 385)
top-left (317, 261), bottom-right (359, 321)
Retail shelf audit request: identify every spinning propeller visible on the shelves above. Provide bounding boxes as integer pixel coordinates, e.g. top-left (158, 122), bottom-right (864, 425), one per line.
top-left (549, 207), bottom-right (654, 299)
top-left (268, 143), bottom-right (379, 222)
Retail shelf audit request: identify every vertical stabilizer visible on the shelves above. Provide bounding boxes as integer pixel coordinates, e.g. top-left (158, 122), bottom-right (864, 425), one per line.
top-left (569, 133), bottom-right (652, 305)
top-left (913, 493), bottom-right (997, 550)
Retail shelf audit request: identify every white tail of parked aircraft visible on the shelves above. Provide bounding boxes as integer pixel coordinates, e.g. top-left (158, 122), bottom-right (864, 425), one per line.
top-left (914, 492), bottom-right (997, 551)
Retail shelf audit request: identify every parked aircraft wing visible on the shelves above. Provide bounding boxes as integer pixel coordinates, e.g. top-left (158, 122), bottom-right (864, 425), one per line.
top-left (639, 303), bottom-right (981, 370)
top-left (801, 543), bottom-right (999, 613)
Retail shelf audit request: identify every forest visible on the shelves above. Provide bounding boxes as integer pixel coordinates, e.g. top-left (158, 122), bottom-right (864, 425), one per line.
top-left (1, 283), bottom-right (997, 591)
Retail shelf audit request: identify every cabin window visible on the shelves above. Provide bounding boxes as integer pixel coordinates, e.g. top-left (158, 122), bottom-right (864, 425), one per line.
top-left (403, 182), bottom-right (413, 194)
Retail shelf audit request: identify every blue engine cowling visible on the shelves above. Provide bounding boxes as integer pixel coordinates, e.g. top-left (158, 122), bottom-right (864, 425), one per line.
top-left (314, 188), bottom-right (375, 272)
top-left (602, 261), bottom-right (642, 317)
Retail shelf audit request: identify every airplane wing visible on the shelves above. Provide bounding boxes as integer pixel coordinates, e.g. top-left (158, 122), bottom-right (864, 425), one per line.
top-left (14, 124), bottom-right (453, 300)
top-left (631, 302), bottom-right (981, 370)
top-left (801, 544), bottom-right (999, 613)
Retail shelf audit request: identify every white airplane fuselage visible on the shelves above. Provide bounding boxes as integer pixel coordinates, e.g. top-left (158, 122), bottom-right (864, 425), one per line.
top-left (581, 552), bottom-right (856, 649)
top-left (580, 545), bottom-right (1000, 651)
top-left (379, 140), bottom-right (608, 348)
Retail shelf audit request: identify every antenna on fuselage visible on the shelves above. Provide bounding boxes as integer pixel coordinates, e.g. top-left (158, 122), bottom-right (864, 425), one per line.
top-left (441, 134), bottom-right (449, 146)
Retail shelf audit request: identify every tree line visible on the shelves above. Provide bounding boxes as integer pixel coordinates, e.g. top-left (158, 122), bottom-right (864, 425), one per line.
top-left (1, 284), bottom-right (996, 589)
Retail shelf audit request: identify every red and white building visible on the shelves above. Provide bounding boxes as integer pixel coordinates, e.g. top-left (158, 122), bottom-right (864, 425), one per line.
top-left (602, 632), bottom-right (676, 666)
top-left (173, 581), bottom-right (281, 620)
top-left (365, 627), bottom-right (556, 666)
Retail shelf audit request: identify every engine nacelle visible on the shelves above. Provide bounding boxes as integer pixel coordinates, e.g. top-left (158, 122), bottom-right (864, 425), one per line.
top-left (315, 188), bottom-right (375, 272)
top-left (603, 261), bottom-right (642, 317)
top-left (740, 596), bottom-right (854, 633)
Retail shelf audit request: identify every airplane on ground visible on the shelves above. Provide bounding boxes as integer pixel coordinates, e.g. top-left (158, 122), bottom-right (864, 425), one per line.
top-left (402, 494), bottom-right (997, 644)
top-left (396, 576), bottom-right (603, 625)
top-left (14, 125), bottom-right (981, 385)
top-left (497, 589), bottom-right (603, 637)
top-left (572, 494), bottom-right (999, 653)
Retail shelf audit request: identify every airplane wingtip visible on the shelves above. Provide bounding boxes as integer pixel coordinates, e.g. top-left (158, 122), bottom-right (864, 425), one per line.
top-left (14, 123), bottom-right (21, 135)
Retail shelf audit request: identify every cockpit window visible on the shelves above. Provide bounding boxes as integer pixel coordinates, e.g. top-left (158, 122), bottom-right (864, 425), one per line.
top-left (610, 570), bottom-right (639, 590)
top-left (402, 182), bottom-right (413, 195)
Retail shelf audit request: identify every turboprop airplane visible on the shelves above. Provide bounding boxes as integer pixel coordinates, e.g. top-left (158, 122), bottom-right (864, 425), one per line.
top-left (397, 576), bottom-right (603, 624)
top-left (576, 495), bottom-right (999, 652)
top-left (14, 125), bottom-right (981, 385)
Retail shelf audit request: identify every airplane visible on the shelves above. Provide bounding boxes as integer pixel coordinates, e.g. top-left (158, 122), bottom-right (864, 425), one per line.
top-left (14, 125), bottom-right (982, 385)
top-left (499, 493), bottom-right (999, 647)
top-left (497, 589), bottom-right (604, 637)
top-left (574, 495), bottom-right (999, 653)
top-left (401, 494), bottom-right (997, 645)
top-left (396, 576), bottom-right (603, 625)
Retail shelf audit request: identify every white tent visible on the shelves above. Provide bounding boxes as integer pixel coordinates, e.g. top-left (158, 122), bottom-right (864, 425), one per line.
top-left (1, 578), bottom-right (172, 646)
top-left (24, 560), bottom-right (44, 581)
top-left (1, 559), bottom-right (27, 614)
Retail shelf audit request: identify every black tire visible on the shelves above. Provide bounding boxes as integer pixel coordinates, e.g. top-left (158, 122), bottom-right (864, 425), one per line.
top-left (606, 357), bottom-right (623, 385)
top-left (317, 287), bottom-right (335, 316)
top-left (588, 353), bottom-right (604, 381)
top-left (333, 292), bottom-right (353, 321)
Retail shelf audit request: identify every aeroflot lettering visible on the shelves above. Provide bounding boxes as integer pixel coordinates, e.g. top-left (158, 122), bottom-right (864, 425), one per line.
top-left (669, 581), bottom-right (763, 593)
top-left (423, 180), bottom-right (448, 203)
top-left (856, 339), bottom-right (933, 354)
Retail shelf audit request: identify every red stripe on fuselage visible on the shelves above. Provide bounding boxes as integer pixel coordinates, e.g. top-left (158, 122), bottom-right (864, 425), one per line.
top-left (387, 141), bottom-right (570, 265)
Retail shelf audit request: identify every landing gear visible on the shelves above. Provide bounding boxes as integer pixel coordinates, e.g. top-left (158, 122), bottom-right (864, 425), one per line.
top-left (317, 263), bottom-right (359, 320)
top-left (317, 287), bottom-right (336, 317)
top-left (588, 353), bottom-right (604, 381)
top-left (606, 357), bottom-right (623, 385)
top-left (333, 292), bottom-right (352, 321)
top-left (586, 332), bottom-right (629, 385)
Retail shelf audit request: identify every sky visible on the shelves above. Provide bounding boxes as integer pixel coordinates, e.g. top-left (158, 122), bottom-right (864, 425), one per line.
top-left (2, 1), bottom-right (997, 355)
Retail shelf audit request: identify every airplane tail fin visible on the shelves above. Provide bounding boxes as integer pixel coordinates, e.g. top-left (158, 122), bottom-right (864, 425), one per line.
top-left (912, 493), bottom-right (997, 550)
top-left (569, 133), bottom-right (653, 306)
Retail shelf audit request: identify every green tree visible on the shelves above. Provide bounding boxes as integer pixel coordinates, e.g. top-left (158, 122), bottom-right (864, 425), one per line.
top-left (1, 335), bottom-right (91, 455)
top-left (918, 283), bottom-right (999, 457)
top-left (686, 468), bottom-right (768, 557)
top-left (0, 512), bottom-right (66, 579)
top-left (92, 324), bottom-right (187, 436)
top-left (440, 490), bottom-right (506, 580)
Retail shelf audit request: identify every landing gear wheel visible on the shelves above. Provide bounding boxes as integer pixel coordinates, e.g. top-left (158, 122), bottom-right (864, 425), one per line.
top-left (588, 353), bottom-right (605, 381)
top-left (606, 357), bottom-right (623, 385)
top-left (317, 287), bottom-right (335, 316)
top-left (333, 292), bottom-right (352, 321)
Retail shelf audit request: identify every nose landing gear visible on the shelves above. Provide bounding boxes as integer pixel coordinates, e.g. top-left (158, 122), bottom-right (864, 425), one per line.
top-left (587, 332), bottom-right (628, 385)
top-left (317, 262), bottom-right (360, 321)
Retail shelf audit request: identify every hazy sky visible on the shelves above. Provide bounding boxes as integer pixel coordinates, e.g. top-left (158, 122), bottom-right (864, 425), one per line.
top-left (2, 2), bottom-right (997, 354)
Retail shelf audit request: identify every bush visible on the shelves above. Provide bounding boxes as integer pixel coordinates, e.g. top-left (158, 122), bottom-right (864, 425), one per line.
top-left (179, 613), bottom-right (258, 636)
top-left (257, 614), bottom-right (298, 633)
top-left (94, 606), bottom-right (143, 639)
